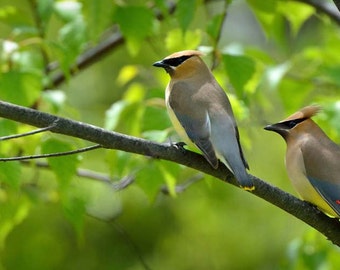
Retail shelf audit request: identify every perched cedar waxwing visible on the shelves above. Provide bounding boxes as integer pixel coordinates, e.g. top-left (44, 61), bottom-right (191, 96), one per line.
top-left (153, 50), bottom-right (253, 190)
top-left (265, 105), bottom-right (340, 218)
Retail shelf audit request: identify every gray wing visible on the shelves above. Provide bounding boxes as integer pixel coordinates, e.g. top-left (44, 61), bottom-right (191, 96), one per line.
top-left (307, 176), bottom-right (340, 216)
top-left (303, 138), bottom-right (340, 216)
top-left (169, 82), bottom-right (218, 168)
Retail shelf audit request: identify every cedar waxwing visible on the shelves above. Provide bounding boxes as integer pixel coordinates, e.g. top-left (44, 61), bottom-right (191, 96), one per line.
top-left (153, 50), bottom-right (254, 190)
top-left (265, 105), bottom-right (340, 218)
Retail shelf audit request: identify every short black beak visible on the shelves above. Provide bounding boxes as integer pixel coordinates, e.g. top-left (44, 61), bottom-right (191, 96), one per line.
top-left (153, 60), bottom-right (166, 68)
top-left (264, 124), bottom-right (276, 131)
top-left (264, 122), bottom-right (288, 138)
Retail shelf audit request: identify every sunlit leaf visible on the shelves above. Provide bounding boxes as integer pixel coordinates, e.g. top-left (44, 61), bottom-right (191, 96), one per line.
top-left (105, 100), bottom-right (128, 130)
top-left (137, 162), bottom-right (164, 202)
top-left (116, 65), bottom-right (138, 86)
top-left (115, 5), bottom-right (154, 55)
top-left (0, 119), bottom-right (17, 137)
top-left (222, 54), bottom-right (256, 98)
top-left (0, 195), bottom-right (30, 249)
top-left (61, 190), bottom-right (86, 242)
top-left (176, 0), bottom-right (196, 32)
top-left (278, 77), bottom-right (312, 111)
top-left (85, 182), bottom-right (122, 221)
top-left (247, 0), bottom-right (277, 38)
top-left (207, 14), bottom-right (223, 40)
top-left (165, 28), bottom-right (201, 52)
top-left (159, 161), bottom-right (181, 197)
top-left (82, 0), bottom-right (115, 40)
top-left (278, 2), bottom-right (314, 36)
top-left (37, 0), bottom-right (54, 25)
top-left (142, 130), bottom-right (170, 143)
top-left (263, 62), bottom-right (291, 91)
top-left (41, 138), bottom-right (78, 189)
top-left (0, 71), bottom-right (42, 107)
top-left (58, 17), bottom-right (87, 69)
top-left (0, 161), bottom-right (21, 190)
top-left (54, 1), bottom-right (82, 22)
top-left (41, 90), bottom-right (66, 113)
top-left (142, 105), bottom-right (171, 132)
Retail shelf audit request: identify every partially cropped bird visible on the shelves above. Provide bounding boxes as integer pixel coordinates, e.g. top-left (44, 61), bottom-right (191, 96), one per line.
top-left (153, 50), bottom-right (253, 190)
top-left (265, 105), bottom-right (340, 218)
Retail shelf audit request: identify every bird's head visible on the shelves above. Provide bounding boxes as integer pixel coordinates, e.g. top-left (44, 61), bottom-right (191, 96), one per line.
top-left (264, 105), bottom-right (321, 139)
top-left (153, 50), bottom-right (205, 79)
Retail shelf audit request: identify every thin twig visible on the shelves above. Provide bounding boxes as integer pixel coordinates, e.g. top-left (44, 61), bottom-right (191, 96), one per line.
top-left (211, 1), bottom-right (229, 70)
top-left (22, 160), bottom-right (135, 189)
top-left (27, 0), bottom-right (50, 67)
top-left (0, 120), bottom-right (58, 141)
top-left (47, 32), bottom-right (125, 88)
top-left (0, 144), bottom-right (102, 162)
top-left (161, 173), bottom-right (204, 194)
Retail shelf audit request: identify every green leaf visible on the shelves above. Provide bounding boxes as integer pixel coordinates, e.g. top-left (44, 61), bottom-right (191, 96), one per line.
top-left (247, 0), bottom-right (277, 38)
top-left (154, 0), bottom-right (169, 15)
top-left (175, 0), bottom-right (196, 32)
top-left (222, 54), bottom-right (256, 98)
top-left (247, 0), bottom-right (276, 13)
top-left (41, 90), bottom-right (66, 113)
top-left (41, 138), bottom-right (78, 189)
top-left (85, 182), bottom-right (122, 221)
top-left (278, 1), bottom-right (314, 36)
top-left (58, 17), bottom-right (87, 71)
top-left (278, 77), bottom-right (312, 111)
top-left (0, 119), bottom-right (17, 137)
top-left (159, 161), bottom-right (181, 197)
top-left (105, 100), bottom-right (128, 130)
top-left (263, 62), bottom-right (291, 91)
top-left (116, 65), bottom-right (139, 86)
top-left (82, 0), bottom-right (115, 41)
top-left (142, 130), bottom-right (170, 143)
top-left (37, 0), bottom-right (54, 25)
top-left (0, 195), bottom-right (30, 249)
top-left (61, 190), bottom-right (86, 242)
top-left (137, 162), bottom-right (164, 202)
top-left (207, 14), bottom-right (223, 40)
top-left (115, 6), bottom-right (154, 55)
top-left (54, 1), bottom-right (82, 22)
top-left (0, 161), bottom-right (21, 190)
top-left (0, 71), bottom-right (42, 107)
top-left (142, 105), bottom-right (171, 132)
top-left (165, 28), bottom-right (201, 52)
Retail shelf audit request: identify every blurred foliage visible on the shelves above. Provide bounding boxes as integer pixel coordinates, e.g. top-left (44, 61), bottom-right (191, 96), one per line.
top-left (0, 0), bottom-right (340, 269)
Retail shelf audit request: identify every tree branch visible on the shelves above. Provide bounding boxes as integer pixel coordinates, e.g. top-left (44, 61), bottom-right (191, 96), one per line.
top-left (47, 31), bottom-right (125, 88)
top-left (0, 100), bottom-right (339, 245)
top-left (46, 3), bottom-right (176, 88)
top-left (333, 0), bottom-right (340, 13)
top-left (22, 160), bottom-right (135, 189)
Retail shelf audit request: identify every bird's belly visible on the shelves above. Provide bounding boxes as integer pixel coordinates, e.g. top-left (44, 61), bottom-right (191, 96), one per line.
top-left (166, 102), bottom-right (193, 146)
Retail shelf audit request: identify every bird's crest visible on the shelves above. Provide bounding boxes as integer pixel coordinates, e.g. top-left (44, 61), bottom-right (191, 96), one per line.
top-left (283, 105), bottom-right (321, 122)
top-left (164, 50), bottom-right (203, 60)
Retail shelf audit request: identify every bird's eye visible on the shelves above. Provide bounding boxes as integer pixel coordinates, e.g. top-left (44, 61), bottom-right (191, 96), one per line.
top-left (282, 118), bottom-right (306, 129)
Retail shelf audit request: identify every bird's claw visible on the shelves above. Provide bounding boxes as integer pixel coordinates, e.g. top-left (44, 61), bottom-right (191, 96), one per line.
top-left (172, 141), bottom-right (187, 152)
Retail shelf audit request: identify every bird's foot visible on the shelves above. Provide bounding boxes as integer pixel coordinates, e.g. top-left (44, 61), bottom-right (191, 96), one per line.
top-left (169, 141), bottom-right (187, 152)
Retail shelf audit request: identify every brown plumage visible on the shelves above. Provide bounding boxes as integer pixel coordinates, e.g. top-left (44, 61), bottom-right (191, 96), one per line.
top-left (153, 50), bottom-right (253, 190)
top-left (265, 105), bottom-right (340, 217)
